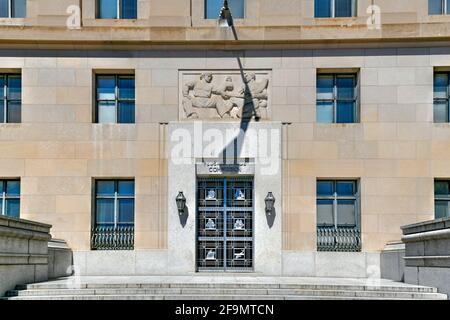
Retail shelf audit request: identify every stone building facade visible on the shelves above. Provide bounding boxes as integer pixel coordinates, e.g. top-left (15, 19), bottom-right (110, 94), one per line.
top-left (1, 0), bottom-right (450, 277)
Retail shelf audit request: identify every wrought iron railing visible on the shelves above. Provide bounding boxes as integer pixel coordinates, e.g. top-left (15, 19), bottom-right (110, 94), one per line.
top-left (91, 226), bottom-right (134, 250)
top-left (317, 226), bottom-right (361, 252)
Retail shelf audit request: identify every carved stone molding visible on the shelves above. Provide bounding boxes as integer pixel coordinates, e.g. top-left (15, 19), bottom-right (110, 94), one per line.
top-left (179, 70), bottom-right (271, 121)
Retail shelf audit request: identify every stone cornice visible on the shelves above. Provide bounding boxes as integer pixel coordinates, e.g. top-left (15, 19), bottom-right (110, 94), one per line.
top-left (1, 23), bottom-right (450, 47)
top-left (402, 228), bottom-right (450, 243)
top-left (0, 216), bottom-right (52, 240)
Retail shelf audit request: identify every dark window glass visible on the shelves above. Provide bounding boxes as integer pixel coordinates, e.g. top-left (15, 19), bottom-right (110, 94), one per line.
top-left (1, 74), bottom-right (21, 123)
top-left (7, 101), bottom-right (21, 123)
top-left (315, 0), bottom-right (354, 18)
top-left (0, 76), bottom-right (3, 123)
top-left (317, 199), bottom-right (334, 225)
top-left (118, 199), bottom-right (134, 223)
top-left (95, 180), bottom-right (134, 226)
top-left (118, 102), bottom-right (134, 123)
top-left (335, 0), bottom-right (352, 17)
top-left (97, 76), bottom-right (115, 100)
top-left (96, 198), bottom-right (115, 224)
top-left (317, 180), bottom-right (359, 228)
top-left (337, 199), bottom-right (356, 226)
top-left (435, 201), bottom-right (449, 219)
top-left (118, 180), bottom-right (134, 196)
top-left (434, 73), bottom-right (450, 123)
top-left (98, 0), bottom-right (117, 19)
top-left (317, 73), bottom-right (357, 123)
top-left (6, 199), bottom-right (20, 217)
top-left (6, 180), bottom-right (20, 195)
top-left (336, 102), bottom-right (354, 123)
top-left (317, 181), bottom-right (334, 196)
top-left (336, 76), bottom-right (355, 100)
top-left (205, 0), bottom-right (245, 19)
top-left (317, 75), bottom-right (334, 99)
top-left (315, 0), bottom-right (332, 17)
top-left (429, 0), bottom-right (444, 15)
top-left (435, 180), bottom-right (450, 219)
top-left (0, 100), bottom-right (4, 123)
top-left (434, 73), bottom-right (448, 98)
top-left (97, 180), bottom-right (115, 196)
top-left (12, 0), bottom-right (26, 17)
top-left (96, 75), bottom-right (135, 123)
top-left (7, 75), bottom-right (21, 100)
top-left (122, 0), bottom-right (137, 19)
top-left (336, 181), bottom-right (355, 196)
top-left (434, 101), bottom-right (449, 123)
top-left (1, 180), bottom-right (20, 218)
top-left (317, 75), bottom-right (334, 123)
top-left (118, 77), bottom-right (135, 100)
top-left (0, 0), bottom-right (8, 17)
top-left (435, 181), bottom-right (450, 195)
top-left (336, 76), bottom-right (356, 123)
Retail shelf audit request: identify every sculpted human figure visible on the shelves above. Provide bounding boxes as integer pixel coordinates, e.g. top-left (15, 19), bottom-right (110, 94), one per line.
top-left (182, 73), bottom-right (235, 119)
top-left (231, 72), bottom-right (269, 119)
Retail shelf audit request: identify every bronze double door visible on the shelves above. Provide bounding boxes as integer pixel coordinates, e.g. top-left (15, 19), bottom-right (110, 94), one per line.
top-left (196, 177), bottom-right (254, 272)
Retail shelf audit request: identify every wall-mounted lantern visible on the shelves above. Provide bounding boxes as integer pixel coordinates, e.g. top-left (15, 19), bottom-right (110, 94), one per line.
top-left (265, 192), bottom-right (275, 215)
top-left (218, 0), bottom-right (233, 28)
top-left (176, 191), bottom-right (186, 215)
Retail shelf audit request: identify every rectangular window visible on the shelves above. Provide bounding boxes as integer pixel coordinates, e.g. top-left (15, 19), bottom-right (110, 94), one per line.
top-left (0, 179), bottom-right (20, 218)
top-left (314, 0), bottom-right (356, 18)
top-left (429, 0), bottom-right (450, 15)
top-left (1, 74), bottom-right (21, 123)
top-left (205, 0), bottom-right (245, 19)
top-left (95, 74), bottom-right (135, 124)
top-left (317, 73), bottom-right (358, 123)
top-left (435, 180), bottom-right (450, 219)
top-left (317, 180), bottom-right (361, 252)
top-left (97, 0), bottom-right (137, 19)
top-left (92, 179), bottom-right (134, 250)
top-left (0, 0), bottom-right (26, 18)
top-left (434, 72), bottom-right (450, 123)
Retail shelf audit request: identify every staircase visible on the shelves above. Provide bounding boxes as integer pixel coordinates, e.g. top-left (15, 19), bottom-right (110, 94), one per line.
top-left (3, 276), bottom-right (447, 300)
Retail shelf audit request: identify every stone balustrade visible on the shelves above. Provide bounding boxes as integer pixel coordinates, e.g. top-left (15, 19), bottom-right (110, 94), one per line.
top-left (402, 217), bottom-right (450, 297)
top-left (0, 215), bottom-right (72, 296)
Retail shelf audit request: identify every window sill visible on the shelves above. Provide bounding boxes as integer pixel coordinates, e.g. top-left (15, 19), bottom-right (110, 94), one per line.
top-left (93, 123), bottom-right (136, 125)
top-left (315, 122), bottom-right (361, 125)
top-left (94, 18), bottom-right (138, 21)
top-left (0, 18), bottom-right (25, 26)
top-left (314, 16), bottom-right (357, 19)
top-left (82, 19), bottom-right (142, 28)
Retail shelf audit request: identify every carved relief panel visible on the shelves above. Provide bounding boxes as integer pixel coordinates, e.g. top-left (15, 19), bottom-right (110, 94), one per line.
top-left (179, 70), bottom-right (271, 121)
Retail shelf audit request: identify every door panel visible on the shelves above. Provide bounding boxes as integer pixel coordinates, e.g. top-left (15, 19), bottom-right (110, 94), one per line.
top-left (197, 177), bottom-right (254, 272)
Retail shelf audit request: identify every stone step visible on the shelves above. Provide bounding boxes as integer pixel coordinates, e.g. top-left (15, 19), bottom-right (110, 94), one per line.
top-left (15, 282), bottom-right (438, 293)
top-left (4, 294), bottom-right (447, 301)
top-left (5, 288), bottom-right (447, 300)
top-left (6, 276), bottom-right (446, 300)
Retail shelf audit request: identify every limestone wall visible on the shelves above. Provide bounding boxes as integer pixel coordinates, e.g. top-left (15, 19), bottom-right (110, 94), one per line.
top-left (0, 47), bottom-right (446, 255)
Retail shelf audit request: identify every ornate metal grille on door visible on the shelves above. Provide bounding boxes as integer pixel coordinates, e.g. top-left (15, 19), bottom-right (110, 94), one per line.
top-left (197, 177), bottom-right (254, 272)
